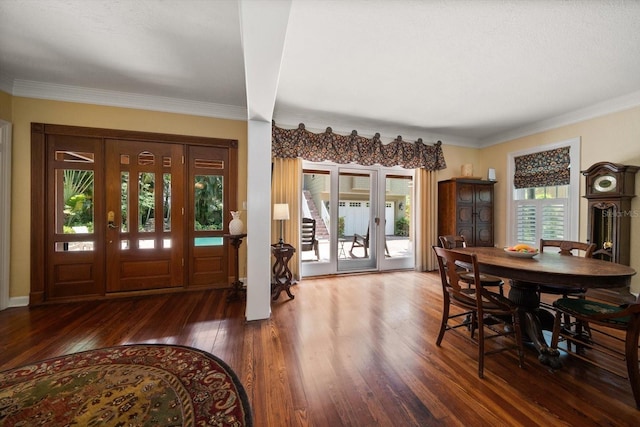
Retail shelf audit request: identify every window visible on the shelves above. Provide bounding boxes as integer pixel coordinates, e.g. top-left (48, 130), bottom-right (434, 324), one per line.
top-left (513, 185), bottom-right (569, 246)
top-left (507, 138), bottom-right (581, 246)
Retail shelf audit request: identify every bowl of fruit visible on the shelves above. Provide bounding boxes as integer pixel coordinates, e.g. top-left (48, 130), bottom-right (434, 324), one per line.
top-left (504, 244), bottom-right (539, 258)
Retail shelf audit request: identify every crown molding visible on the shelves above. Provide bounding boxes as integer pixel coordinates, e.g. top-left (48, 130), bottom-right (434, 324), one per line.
top-left (0, 74), bottom-right (13, 94)
top-left (479, 89), bottom-right (640, 147)
top-left (11, 79), bottom-right (247, 121)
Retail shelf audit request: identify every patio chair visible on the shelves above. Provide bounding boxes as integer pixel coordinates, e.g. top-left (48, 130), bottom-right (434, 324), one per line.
top-left (349, 225), bottom-right (390, 258)
top-left (301, 217), bottom-right (319, 260)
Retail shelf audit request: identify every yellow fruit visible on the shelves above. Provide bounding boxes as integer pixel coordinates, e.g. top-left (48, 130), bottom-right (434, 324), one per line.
top-left (512, 243), bottom-right (537, 253)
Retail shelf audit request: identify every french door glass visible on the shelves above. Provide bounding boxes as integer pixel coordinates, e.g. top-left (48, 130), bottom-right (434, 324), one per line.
top-left (301, 162), bottom-right (414, 277)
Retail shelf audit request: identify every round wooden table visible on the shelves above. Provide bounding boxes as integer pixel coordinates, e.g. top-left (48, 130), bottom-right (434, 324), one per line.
top-left (451, 246), bottom-right (636, 367)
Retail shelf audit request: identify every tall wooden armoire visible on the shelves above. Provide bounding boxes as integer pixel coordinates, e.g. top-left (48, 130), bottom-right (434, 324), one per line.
top-left (437, 178), bottom-right (496, 247)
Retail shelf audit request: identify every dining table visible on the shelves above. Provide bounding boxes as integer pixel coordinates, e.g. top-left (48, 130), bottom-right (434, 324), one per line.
top-left (451, 246), bottom-right (637, 368)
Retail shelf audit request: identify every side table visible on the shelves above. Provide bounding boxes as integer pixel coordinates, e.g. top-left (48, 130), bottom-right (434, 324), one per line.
top-left (224, 233), bottom-right (247, 301)
top-left (271, 243), bottom-right (296, 300)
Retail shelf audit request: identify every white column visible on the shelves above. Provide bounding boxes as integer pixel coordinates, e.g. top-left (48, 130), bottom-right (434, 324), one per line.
top-left (239, 0), bottom-right (292, 320)
top-left (245, 120), bottom-right (273, 320)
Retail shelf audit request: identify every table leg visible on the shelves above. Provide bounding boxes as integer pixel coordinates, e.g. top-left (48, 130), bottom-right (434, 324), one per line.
top-left (271, 250), bottom-right (295, 301)
top-left (508, 280), bottom-right (561, 369)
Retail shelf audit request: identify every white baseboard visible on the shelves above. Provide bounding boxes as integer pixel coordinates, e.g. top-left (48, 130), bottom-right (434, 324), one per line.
top-left (8, 296), bottom-right (29, 308)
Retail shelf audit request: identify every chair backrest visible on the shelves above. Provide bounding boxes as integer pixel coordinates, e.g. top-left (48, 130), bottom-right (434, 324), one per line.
top-left (432, 246), bottom-right (477, 305)
top-left (301, 217), bottom-right (316, 249)
top-left (439, 235), bottom-right (466, 249)
top-left (433, 246), bottom-right (510, 313)
top-left (539, 239), bottom-right (596, 258)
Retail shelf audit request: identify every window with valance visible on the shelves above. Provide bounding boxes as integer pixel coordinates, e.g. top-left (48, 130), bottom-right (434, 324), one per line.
top-left (272, 123), bottom-right (446, 171)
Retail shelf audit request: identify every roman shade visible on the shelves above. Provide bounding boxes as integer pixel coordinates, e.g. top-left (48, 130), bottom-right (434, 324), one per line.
top-left (513, 146), bottom-right (570, 189)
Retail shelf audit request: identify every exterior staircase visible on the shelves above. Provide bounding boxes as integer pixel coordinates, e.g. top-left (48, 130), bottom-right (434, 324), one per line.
top-left (303, 190), bottom-right (329, 240)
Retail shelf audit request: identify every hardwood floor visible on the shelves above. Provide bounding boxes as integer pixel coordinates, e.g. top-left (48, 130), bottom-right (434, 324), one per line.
top-left (1, 271), bottom-right (638, 426)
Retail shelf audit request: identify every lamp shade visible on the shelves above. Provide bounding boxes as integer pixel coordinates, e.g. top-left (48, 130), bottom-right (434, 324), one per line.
top-left (273, 203), bottom-right (290, 220)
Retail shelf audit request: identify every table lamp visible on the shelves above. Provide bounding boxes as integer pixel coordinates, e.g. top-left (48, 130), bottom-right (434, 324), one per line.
top-left (273, 203), bottom-right (290, 245)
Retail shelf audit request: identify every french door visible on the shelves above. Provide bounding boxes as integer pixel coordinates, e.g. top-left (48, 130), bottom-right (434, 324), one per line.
top-left (301, 162), bottom-right (414, 277)
top-left (32, 123), bottom-right (236, 304)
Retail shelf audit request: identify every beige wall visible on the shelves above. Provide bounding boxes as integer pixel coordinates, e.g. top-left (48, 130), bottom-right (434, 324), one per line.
top-left (8, 96), bottom-right (247, 298)
top-left (5, 94), bottom-right (640, 298)
top-left (478, 106), bottom-right (640, 293)
top-left (0, 90), bottom-right (12, 121)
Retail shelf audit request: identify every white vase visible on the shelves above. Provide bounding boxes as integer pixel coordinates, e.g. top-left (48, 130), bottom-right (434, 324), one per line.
top-left (229, 211), bottom-right (243, 235)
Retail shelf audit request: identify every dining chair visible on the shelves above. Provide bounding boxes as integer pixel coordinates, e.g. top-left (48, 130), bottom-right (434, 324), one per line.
top-left (439, 235), bottom-right (505, 296)
top-left (550, 298), bottom-right (640, 408)
top-left (537, 239), bottom-right (597, 334)
top-left (433, 246), bottom-right (525, 378)
top-left (538, 239), bottom-right (596, 298)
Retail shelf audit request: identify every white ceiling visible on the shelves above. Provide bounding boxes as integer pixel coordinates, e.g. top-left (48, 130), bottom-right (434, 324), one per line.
top-left (1, 0), bottom-right (640, 147)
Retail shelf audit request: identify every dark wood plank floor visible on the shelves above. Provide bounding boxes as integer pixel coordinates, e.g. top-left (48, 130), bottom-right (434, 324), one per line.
top-left (1, 271), bottom-right (638, 426)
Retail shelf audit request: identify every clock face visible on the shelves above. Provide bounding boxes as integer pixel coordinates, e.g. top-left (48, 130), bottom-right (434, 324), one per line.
top-left (593, 174), bottom-right (617, 192)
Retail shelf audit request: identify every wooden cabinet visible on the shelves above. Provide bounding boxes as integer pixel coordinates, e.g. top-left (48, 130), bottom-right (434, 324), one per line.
top-left (437, 179), bottom-right (496, 247)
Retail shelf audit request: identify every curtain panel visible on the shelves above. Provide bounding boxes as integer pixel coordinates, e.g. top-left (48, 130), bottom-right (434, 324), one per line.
top-left (514, 146), bottom-right (570, 189)
top-left (272, 123), bottom-right (447, 171)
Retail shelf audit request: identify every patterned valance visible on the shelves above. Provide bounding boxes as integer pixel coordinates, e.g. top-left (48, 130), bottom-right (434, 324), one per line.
top-left (272, 123), bottom-right (447, 171)
top-left (514, 146), bottom-right (570, 189)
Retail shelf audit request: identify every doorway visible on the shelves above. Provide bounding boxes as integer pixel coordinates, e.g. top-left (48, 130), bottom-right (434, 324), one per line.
top-left (301, 162), bottom-right (414, 277)
top-left (31, 123), bottom-right (237, 304)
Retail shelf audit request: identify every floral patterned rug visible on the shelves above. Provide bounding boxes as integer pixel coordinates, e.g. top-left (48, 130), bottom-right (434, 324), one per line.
top-left (0, 344), bottom-right (252, 426)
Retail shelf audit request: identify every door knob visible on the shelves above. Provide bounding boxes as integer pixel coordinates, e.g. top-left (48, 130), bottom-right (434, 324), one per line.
top-left (107, 211), bottom-right (117, 229)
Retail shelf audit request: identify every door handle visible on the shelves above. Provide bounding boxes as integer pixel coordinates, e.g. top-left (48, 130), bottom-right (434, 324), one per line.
top-left (374, 217), bottom-right (380, 225)
top-left (107, 211), bottom-right (117, 229)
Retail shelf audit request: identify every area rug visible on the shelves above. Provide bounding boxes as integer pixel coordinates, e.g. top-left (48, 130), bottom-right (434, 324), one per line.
top-left (0, 344), bottom-right (253, 426)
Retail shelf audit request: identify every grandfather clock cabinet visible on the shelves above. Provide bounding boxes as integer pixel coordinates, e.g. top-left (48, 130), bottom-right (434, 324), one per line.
top-left (583, 161), bottom-right (639, 303)
top-left (438, 179), bottom-right (496, 247)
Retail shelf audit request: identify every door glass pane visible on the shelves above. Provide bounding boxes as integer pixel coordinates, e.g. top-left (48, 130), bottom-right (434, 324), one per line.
top-left (385, 175), bottom-right (413, 258)
top-left (121, 172), bottom-right (129, 232)
top-left (163, 173), bottom-right (171, 231)
top-left (339, 172), bottom-right (371, 261)
top-left (55, 241), bottom-right (94, 252)
top-left (302, 170), bottom-right (330, 262)
top-left (57, 169), bottom-right (94, 234)
top-left (194, 175), bottom-right (223, 231)
top-left (139, 239), bottom-right (155, 249)
top-left (139, 172), bottom-right (155, 232)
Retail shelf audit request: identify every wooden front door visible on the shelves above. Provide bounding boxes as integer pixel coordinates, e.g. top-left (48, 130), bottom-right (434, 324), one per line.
top-left (31, 123), bottom-right (237, 304)
top-left (105, 140), bottom-right (185, 292)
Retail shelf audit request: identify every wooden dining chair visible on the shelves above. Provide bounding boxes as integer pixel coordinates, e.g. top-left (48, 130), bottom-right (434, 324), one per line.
top-left (537, 239), bottom-right (597, 298)
top-left (433, 246), bottom-right (525, 378)
top-left (550, 298), bottom-right (640, 408)
top-left (537, 240), bottom-right (597, 332)
top-left (439, 235), bottom-right (505, 296)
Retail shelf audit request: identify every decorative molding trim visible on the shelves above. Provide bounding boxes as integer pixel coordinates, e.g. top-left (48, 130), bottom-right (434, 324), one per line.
top-left (0, 120), bottom-right (11, 311)
top-left (479, 90), bottom-right (640, 147)
top-left (11, 79), bottom-right (248, 121)
top-left (0, 74), bottom-right (13, 94)
top-left (8, 296), bottom-right (29, 308)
